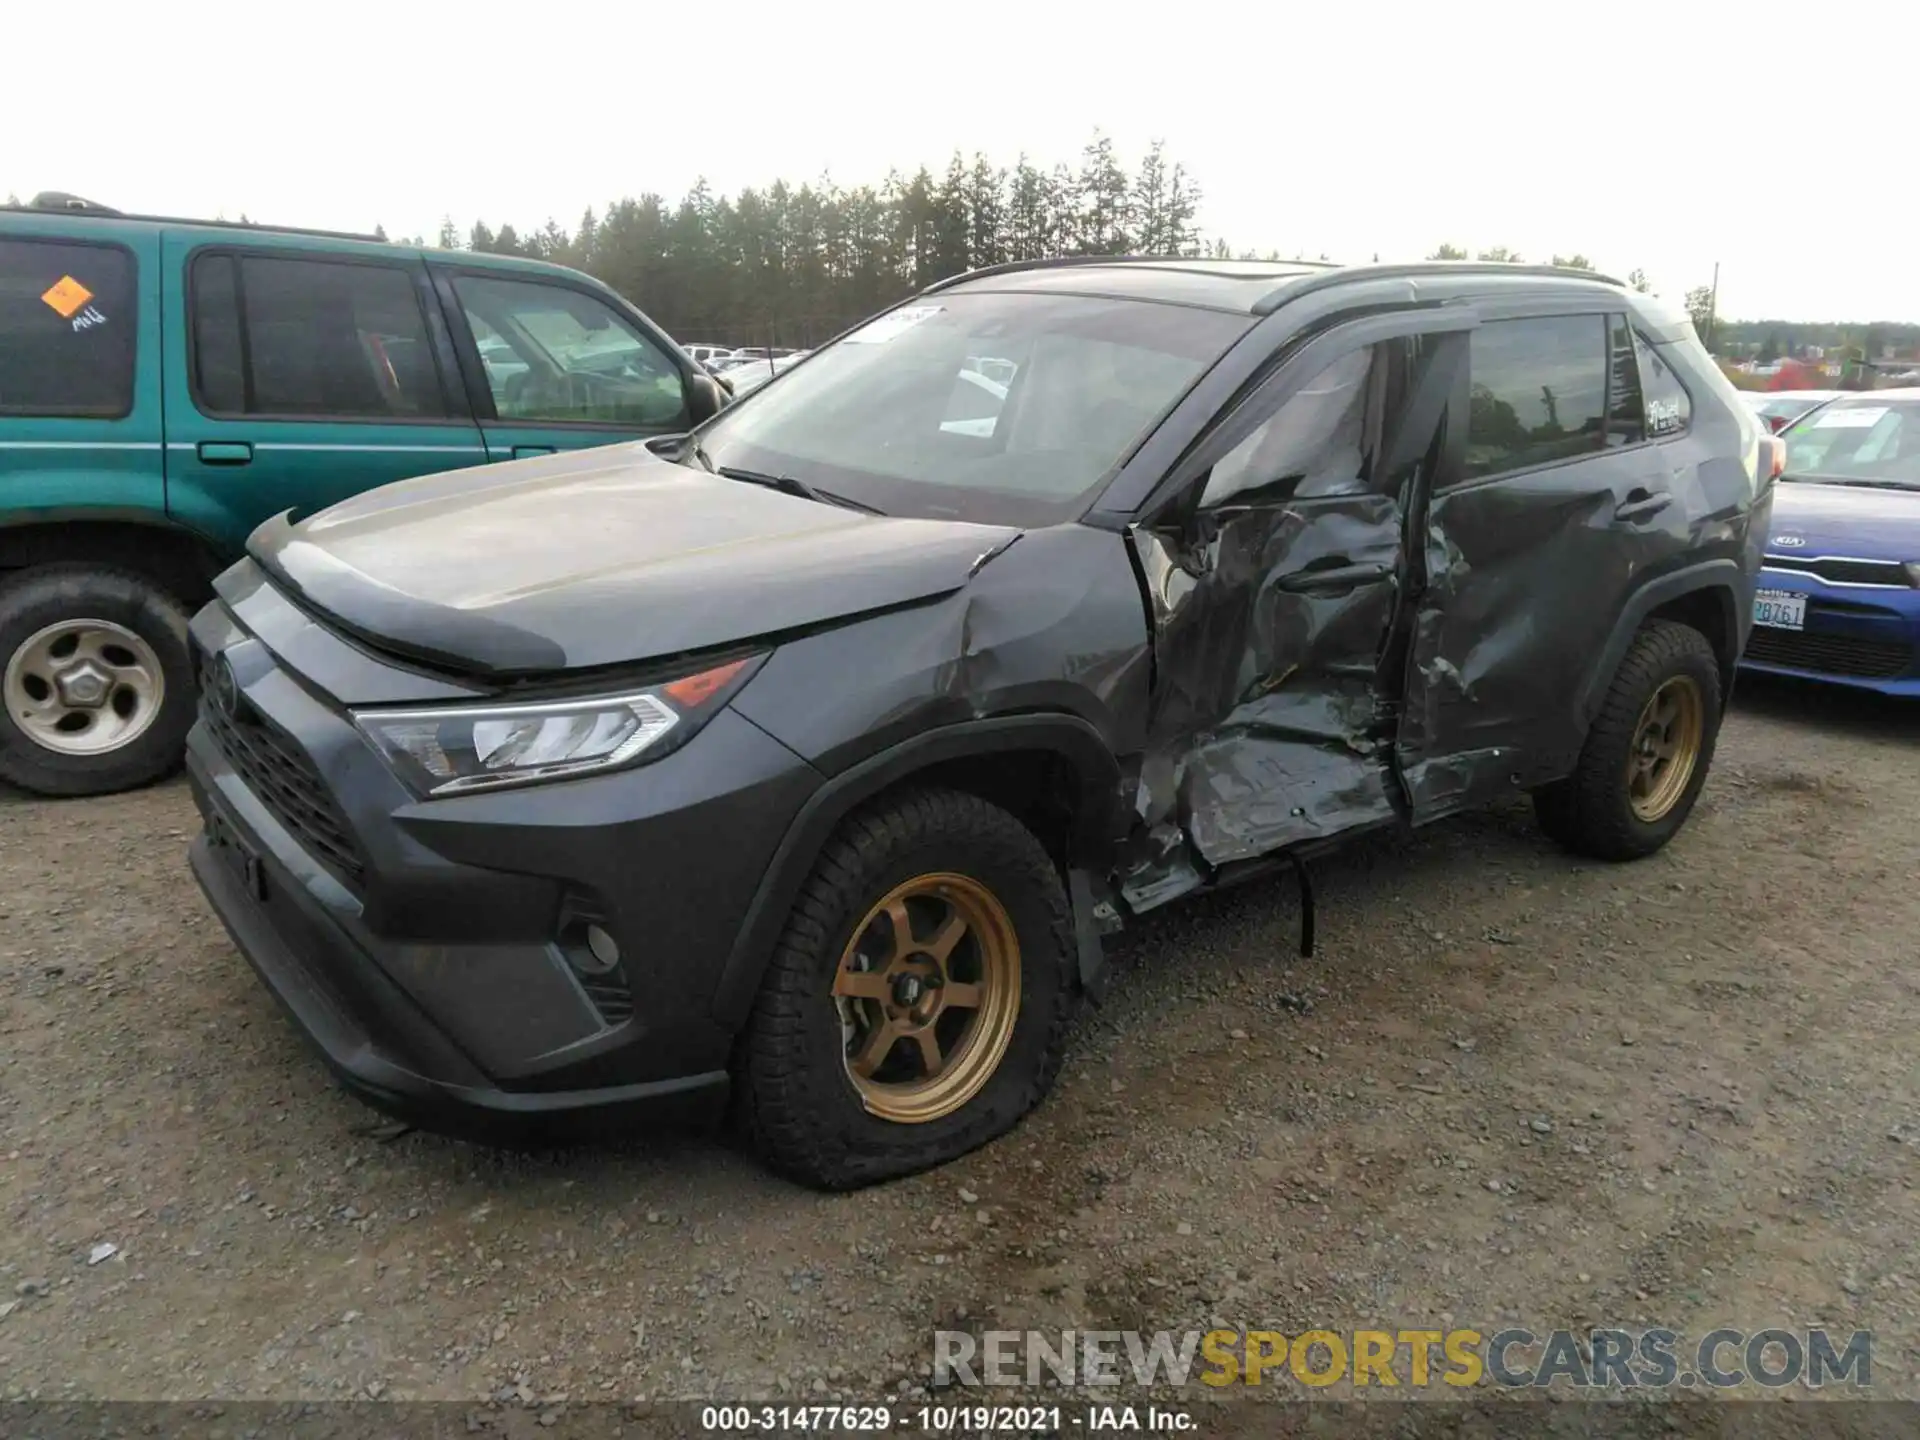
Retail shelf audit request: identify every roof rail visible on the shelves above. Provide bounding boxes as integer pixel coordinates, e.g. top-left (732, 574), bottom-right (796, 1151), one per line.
top-left (28, 191), bottom-right (121, 215)
top-left (1252, 261), bottom-right (1626, 315)
top-left (919, 253), bottom-right (1338, 296)
top-left (20, 193), bottom-right (384, 244)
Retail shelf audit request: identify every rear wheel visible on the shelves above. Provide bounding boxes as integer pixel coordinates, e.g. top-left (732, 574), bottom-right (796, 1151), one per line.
top-left (1534, 620), bottom-right (1722, 860)
top-left (0, 566), bottom-right (196, 797)
top-left (737, 788), bottom-right (1074, 1189)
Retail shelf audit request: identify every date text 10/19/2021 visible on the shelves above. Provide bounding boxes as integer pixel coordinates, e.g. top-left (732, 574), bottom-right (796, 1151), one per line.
top-left (699, 1406), bottom-right (1195, 1432)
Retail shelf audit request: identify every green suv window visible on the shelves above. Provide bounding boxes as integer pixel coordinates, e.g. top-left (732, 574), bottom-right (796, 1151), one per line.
top-left (190, 252), bottom-right (452, 419)
top-left (0, 237), bottom-right (136, 417)
top-left (451, 273), bottom-right (687, 428)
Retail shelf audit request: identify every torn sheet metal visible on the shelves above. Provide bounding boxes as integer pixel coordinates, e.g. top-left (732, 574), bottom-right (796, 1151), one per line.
top-left (1394, 470), bottom-right (1652, 818)
top-left (1117, 495), bottom-right (1406, 912)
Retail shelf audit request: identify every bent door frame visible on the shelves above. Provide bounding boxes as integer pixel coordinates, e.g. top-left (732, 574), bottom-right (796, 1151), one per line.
top-left (1110, 302), bottom-right (1479, 911)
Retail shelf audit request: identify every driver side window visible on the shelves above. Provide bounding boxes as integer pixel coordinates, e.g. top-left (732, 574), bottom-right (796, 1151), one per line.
top-left (451, 273), bottom-right (687, 429)
top-left (1200, 344), bottom-right (1387, 507)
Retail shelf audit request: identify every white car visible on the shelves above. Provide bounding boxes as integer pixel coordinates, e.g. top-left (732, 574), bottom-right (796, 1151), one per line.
top-left (720, 352), bottom-right (812, 397)
top-left (1741, 390), bottom-right (1843, 433)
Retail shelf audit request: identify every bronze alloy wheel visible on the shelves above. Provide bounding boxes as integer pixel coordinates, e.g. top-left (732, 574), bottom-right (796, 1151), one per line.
top-left (832, 872), bottom-right (1022, 1124)
top-left (1625, 674), bottom-right (1706, 822)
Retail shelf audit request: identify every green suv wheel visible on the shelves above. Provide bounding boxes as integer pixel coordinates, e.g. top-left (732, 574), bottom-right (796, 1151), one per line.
top-left (0, 566), bottom-right (196, 797)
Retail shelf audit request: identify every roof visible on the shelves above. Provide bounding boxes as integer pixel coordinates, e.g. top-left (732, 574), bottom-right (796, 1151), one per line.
top-left (2, 198), bottom-right (601, 285)
top-left (922, 255), bottom-right (1631, 316)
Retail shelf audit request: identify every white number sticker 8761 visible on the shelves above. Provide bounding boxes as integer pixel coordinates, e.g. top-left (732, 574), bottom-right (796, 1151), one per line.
top-left (1753, 589), bottom-right (1807, 631)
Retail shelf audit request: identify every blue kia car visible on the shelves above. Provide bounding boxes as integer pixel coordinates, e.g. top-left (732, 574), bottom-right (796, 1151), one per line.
top-left (1743, 387), bottom-right (1920, 695)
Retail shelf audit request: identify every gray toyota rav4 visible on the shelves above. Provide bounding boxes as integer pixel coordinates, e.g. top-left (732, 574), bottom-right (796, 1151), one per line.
top-left (186, 257), bottom-right (1770, 1189)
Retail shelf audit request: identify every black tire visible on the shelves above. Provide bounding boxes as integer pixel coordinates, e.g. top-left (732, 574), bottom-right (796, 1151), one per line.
top-left (736, 787), bottom-right (1075, 1190)
top-left (0, 566), bottom-right (196, 798)
top-left (1534, 620), bottom-right (1723, 861)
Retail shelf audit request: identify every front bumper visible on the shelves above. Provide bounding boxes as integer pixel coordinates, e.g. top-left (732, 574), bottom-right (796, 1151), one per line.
top-left (1739, 567), bottom-right (1920, 697)
top-left (185, 586), bottom-right (823, 1142)
top-left (189, 827), bottom-right (728, 1139)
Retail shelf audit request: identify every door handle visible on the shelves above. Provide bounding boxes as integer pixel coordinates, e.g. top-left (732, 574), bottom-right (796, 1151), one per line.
top-left (1615, 487), bottom-right (1672, 522)
top-left (197, 441), bottom-right (253, 465)
top-left (512, 445), bottom-right (556, 459)
top-left (1276, 561), bottom-right (1392, 593)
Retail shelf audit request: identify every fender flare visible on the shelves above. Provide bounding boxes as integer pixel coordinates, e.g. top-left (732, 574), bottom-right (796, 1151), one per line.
top-left (710, 713), bottom-right (1128, 1028)
top-left (0, 510), bottom-right (225, 596)
top-left (1576, 558), bottom-right (1744, 724)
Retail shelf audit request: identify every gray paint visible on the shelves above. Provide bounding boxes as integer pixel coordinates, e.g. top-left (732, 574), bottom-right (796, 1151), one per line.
top-left (235, 261), bottom-right (1765, 960)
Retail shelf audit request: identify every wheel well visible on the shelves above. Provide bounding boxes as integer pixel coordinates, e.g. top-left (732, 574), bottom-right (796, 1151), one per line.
top-left (865, 748), bottom-right (1088, 873)
top-left (1646, 586), bottom-right (1736, 699)
top-left (0, 522), bottom-right (221, 608)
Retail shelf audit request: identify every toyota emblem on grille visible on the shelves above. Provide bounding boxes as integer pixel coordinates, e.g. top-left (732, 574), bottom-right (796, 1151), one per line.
top-left (210, 655), bottom-right (240, 717)
top-left (1771, 535), bottom-right (1807, 548)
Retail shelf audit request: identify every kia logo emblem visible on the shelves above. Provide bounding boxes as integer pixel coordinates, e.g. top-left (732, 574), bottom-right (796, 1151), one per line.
top-left (1771, 535), bottom-right (1807, 548)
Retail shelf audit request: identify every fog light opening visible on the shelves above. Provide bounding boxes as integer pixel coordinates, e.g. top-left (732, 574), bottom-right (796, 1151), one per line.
top-left (584, 923), bottom-right (621, 972)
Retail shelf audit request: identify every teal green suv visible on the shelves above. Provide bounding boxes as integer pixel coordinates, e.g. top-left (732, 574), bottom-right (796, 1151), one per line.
top-left (0, 195), bottom-right (726, 796)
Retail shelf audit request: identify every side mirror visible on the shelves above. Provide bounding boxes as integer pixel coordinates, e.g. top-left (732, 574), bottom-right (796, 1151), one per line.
top-left (687, 371), bottom-right (728, 421)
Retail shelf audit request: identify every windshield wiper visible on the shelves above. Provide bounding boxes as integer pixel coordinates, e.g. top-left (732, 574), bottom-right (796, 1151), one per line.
top-left (716, 465), bottom-right (884, 515)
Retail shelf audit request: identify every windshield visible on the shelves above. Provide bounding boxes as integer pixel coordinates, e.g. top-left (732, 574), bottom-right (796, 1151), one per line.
top-left (1781, 398), bottom-right (1920, 489)
top-left (692, 292), bottom-right (1249, 525)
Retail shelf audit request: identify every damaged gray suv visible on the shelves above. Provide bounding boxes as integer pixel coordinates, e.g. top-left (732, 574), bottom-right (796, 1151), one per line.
top-left (186, 257), bottom-right (1770, 1189)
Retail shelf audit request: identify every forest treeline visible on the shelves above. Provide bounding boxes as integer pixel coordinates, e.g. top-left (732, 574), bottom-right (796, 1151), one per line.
top-left (406, 134), bottom-right (1213, 346)
top-left (12, 137), bottom-right (1914, 352)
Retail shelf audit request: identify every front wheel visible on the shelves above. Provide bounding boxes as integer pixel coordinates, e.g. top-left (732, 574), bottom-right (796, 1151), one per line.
top-left (737, 788), bottom-right (1074, 1189)
top-left (1534, 619), bottom-right (1723, 861)
top-left (0, 566), bottom-right (196, 798)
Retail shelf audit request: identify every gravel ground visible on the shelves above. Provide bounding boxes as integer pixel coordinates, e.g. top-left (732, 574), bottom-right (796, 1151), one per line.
top-left (2, 673), bottom-right (1916, 1409)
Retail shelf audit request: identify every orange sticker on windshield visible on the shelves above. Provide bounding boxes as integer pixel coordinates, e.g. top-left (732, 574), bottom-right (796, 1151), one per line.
top-left (41, 275), bottom-right (94, 319)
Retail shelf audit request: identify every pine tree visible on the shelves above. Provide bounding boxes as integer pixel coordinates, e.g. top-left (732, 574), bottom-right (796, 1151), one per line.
top-left (1164, 162), bottom-right (1201, 257)
top-left (1005, 156), bottom-right (1050, 262)
top-left (1133, 141), bottom-right (1170, 254)
top-left (964, 153), bottom-right (1007, 270)
top-left (1073, 131), bottom-right (1132, 254)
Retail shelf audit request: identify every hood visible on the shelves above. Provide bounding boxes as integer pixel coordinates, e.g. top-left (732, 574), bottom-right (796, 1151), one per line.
top-left (247, 443), bottom-right (1018, 677)
top-left (1767, 479), bottom-right (1920, 561)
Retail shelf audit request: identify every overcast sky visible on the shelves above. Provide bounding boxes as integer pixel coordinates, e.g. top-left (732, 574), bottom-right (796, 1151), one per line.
top-left (8, 0), bottom-right (1914, 324)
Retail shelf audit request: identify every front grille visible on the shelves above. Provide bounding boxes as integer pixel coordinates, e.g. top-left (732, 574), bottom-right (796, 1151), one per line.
top-left (1744, 627), bottom-right (1914, 679)
top-left (1763, 554), bottom-right (1915, 587)
top-left (198, 660), bottom-right (365, 889)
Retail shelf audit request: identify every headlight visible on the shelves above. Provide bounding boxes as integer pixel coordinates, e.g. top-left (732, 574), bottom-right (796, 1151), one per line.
top-left (354, 654), bottom-right (762, 796)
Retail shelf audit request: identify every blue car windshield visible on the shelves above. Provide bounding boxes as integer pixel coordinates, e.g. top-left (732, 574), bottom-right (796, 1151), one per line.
top-left (692, 292), bottom-right (1250, 527)
top-left (1781, 397), bottom-right (1920, 489)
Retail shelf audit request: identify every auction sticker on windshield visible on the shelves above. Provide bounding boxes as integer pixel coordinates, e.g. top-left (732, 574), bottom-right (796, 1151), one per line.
top-left (1753, 589), bottom-right (1806, 631)
top-left (844, 305), bottom-right (943, 344)
top-left (1812, 406), bottom-right (1886, 429)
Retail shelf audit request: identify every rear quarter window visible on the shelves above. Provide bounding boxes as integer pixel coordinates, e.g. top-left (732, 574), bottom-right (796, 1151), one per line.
top-left (1634, 332), bottom-right (1693, 436)
top-left (0, 237), bottom-right (137, 418)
